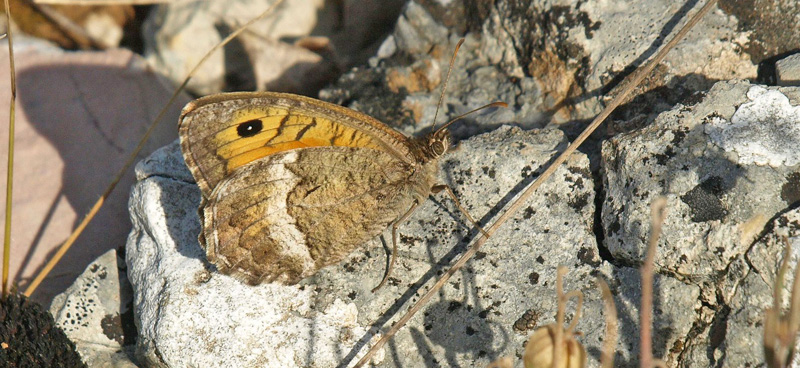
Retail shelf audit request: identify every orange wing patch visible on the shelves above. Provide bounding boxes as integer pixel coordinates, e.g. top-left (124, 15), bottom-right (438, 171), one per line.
top-left (213, 107), bottom-right (384, 173)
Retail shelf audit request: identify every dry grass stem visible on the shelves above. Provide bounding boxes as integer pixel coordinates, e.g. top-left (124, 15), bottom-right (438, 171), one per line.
top-left (597, 278), bottom-right (618, 368)
top-left (2, 0), bottom-right (17, 297)
top-left (522, 266), bottom-right (586, 368)
top-left (641, 197), bottom-right (667, 368)
top-left (764, 236), bottom-right (800, 368)
top-left (22, 0), bottom-right (287, 297)
top-left (352, 0), bottom-right (719, 366)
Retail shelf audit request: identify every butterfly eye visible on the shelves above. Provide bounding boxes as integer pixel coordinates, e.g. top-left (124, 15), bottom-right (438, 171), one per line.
top-left (431, 140), bottom-right (446, 156)
top-left (237, 119), bottom-right (263, 137)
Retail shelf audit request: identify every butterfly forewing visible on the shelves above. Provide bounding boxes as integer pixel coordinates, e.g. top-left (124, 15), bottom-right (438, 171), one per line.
top-left (179, 92), bottom-right (415, 196)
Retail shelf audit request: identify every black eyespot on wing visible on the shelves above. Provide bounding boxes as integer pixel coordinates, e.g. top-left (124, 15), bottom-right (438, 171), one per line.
top-left (237, 119), bottom-right (263, 137)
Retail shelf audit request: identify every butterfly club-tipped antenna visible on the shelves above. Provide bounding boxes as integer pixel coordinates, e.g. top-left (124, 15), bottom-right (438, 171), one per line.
top-left (430, 38), bottom-right (465, 133)
top-left (428, 38), bottom-right (507, 148)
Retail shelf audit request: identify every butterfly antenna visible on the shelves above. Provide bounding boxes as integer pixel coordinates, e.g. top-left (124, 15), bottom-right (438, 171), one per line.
top-left (434, 101), bottom-right (508, 134)
top-left (431, 38), bottom-right (465, 132)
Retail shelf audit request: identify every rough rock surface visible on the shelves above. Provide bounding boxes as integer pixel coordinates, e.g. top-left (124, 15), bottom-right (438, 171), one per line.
top-left (143, 0), bottom-right (405, 95)
top-left (121, 1), bottom-right (800, 367)
top-left (602, 80), bottom-right (800, 367)
top-left (602, 81), bottom-right (800, 279)
top-left (126, 126), bottom-right (625, 367)
top-left (49, 249), bottom-right (137, 368)
top-left (777, 53), bottom-right (800, 86)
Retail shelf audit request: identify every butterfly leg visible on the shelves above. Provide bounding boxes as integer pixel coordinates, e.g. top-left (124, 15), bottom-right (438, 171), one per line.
top-left (372, 201), bottom-right (421, 292)
top-left (431, 184), bottom-right (489, 237)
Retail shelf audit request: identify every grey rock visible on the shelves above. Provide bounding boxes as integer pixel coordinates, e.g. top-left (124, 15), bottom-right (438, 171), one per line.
top-left (143, 0), bottom-right (404, 95)
top-left (49, 249), bottom-right (137, 368)
top-left (602, 81), bottom-right (800, 280)
top-left (320, 0), bottom-right (781, 140)
top-left (126, 125), bottom-right (616, 367)
top-left (124, 0), bottom-right (800, 367)
top-left (680, 208), bottom-right (800, 367)
top-left (603, 80), bottom-right (800, 367)
top-left (777, 53), bottom-right (800, 86)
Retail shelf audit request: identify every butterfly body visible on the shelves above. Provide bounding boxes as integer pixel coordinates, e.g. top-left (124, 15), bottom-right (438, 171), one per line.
top-left (179, 92), bottom-right (447, 284)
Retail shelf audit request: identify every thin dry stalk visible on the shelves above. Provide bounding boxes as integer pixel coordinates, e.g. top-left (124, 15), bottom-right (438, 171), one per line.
top-left (554, 267), bottom-right (568, 368)
top-left (553, 266), bottom-right (585, 367)
top-left (641, 197), bottom-right (667, 368)
top-left (22, 0), bottom-right (287, 297)
top-left (764, 236), bottom-right (800, 368)
top-left (597, 278), bottom-right (618, 368)
top-left (352, 1), bottom-right (719, 366)
top-left (2, 0), bottom-right (17, 297)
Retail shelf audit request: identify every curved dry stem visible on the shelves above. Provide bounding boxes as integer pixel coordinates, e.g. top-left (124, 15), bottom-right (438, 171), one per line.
top-left (553, 266), bottom-right (568, 368)
top-left (641, 197), bottom-right (667, 368)
top-left (23, 0), bottom-right (287, 297)
top-left (564, 289), bottom-right (584, 334)
top-left (597, 278), bottom-right (618, 368)
top-left (787, 237), bottom-right (800, 335)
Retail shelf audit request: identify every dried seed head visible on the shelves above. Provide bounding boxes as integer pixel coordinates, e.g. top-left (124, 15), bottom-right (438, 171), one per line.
top-left (523, 324), bottom-right (587, 368)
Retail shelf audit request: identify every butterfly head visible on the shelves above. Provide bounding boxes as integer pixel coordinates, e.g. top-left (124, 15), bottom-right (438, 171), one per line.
top-left (413, 128), bottom-right (451, 163)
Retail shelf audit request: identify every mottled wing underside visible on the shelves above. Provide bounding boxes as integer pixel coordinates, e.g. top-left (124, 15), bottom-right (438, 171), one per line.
top-left (203, 146), bottom-right (423, 285)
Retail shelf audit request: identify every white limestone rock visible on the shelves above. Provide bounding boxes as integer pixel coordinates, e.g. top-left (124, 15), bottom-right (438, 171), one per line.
top-left (707, 86), bottom-right (800, 167)
top-left (126, 126), bottom-right (637, 367)
top-left (777, 53), bottom-right (800, 86)
top-left (49, 249), bottom-right (137, 368)
top-left (602, 81), bottom-right (800, 279)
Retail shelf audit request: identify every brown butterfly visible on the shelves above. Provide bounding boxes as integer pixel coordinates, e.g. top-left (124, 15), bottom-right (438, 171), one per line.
top-left (178, 39), bottom-right (502, 289)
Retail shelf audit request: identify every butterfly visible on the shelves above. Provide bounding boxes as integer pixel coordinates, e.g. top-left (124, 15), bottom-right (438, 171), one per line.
top-left (178, 40), bottom-right (502, 289)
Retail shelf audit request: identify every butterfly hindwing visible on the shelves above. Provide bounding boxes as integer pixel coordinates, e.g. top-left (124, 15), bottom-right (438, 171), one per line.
top-left (203, 146), bottom-right (420, 284)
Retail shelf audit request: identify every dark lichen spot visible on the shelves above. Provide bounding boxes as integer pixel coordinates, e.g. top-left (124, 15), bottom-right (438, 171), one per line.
top-left (680, 176), bottom-right (728, 222)
top-left (568, 193), bottom-right (590, 211)
top-left (577, 247), bottom-right (600, 267)
top-left (682, 91), bottom-right (707, 106)
top-left (466, 326), bottom-right (477, 336)
top-left (448, 301), bottom-right (463, 312)
top-left (654, 145), bottom-right (677, 165)
top-left (528, 272), bottom-right (539, 285)
top-left (475, 251), bottom-right (487, 260)
top-left (781, 172), bottom-right (800, 205)
top-left (671, 127), bottom-right (689, 145)
top-left (348, 291), bottom-right (357, 300)
top-left (513, 309), bottom-right (540, 333)
top-left (521, 165), bottom-right (532, 178)
top-left (523, 206), bottom-right (536, 219)
top-left (101, 314), bottom-right (124, 345)
top-left (482, 166), bottom-right (496, 179)
top-left (536, 256), bottom-right (545, 264)
top-left (609, 219), bottom-right (621, 235)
